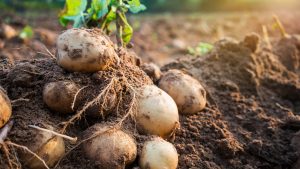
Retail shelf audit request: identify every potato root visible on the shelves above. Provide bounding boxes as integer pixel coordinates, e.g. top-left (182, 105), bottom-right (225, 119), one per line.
top-left (158, 69), bottom-right (207, 114)
top-left (43, 81), bottom-right (79, 114)
top-left (82, 124), bottom-right (137, 169)
top-left (140, 137), bottom-right (178, 169)
top-left (136, 85), bottom-right (179, 138)
top-left (22, 125), bottom-right (65, 169)
top-left (0, 87), bottom-right (12, 128)
top-left (56, 28), bottom-right (118, 72)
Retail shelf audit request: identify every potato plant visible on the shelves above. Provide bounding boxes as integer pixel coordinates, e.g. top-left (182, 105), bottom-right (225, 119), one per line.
top-left (59, 0), bottom-right (146, 46)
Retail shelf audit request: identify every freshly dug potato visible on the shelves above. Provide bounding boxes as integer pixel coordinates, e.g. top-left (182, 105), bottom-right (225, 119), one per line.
top-left (0, 87), bottom-right (12, 128)
top-left (141, 63), bottom-right (162, 83)
top-left (82, 124), bottom-right (137, 169)
top-left (139, 137), bottom-right (178, 169)
top-left (0, 23), bottom-right (17, 39)
top-left (22, 125), bottom-right (65, 169)
top-left (158, 69), bottom-right (207, 114)
top-left (136, 85), bottom-right (179, 138)
top-left (43, 81), bottom-right (79, 114)
top-left (56, 28), bottom-right (118, 72)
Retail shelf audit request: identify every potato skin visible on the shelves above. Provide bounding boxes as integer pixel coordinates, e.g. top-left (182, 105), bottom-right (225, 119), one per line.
top-left (158, 69), bottom-right (207, 114)
top-left (23, 126), bottom-right (65, 169)
top-left (56, 28), bottom-right (118, 72)
top-left (141, 63), bottom-right (162, 83)
top-left (26, 137), bottom-right (65, 169)
top-left (139, 137), bottom-right (178, 169)
top-left (43, 81), bottom-right (79, 114)
top-left (0, 88), bottom-right (12, 128)
top-left (136, 85), bottom-right (179, 138)
top-left (82, 124), bottom-right (137, 169)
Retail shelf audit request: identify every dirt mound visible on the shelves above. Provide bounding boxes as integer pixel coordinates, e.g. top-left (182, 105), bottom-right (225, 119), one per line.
top-left (162, 34), bottom-right (300, 169)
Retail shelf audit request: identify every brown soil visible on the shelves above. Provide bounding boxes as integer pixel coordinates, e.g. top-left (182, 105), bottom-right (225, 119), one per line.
top-left (161, 34), bottom-right (300, 169)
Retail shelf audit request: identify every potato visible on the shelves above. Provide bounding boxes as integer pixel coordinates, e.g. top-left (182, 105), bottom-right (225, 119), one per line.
top-left (0, 23), bottom-right (17, 39)
top-left (22, 125), bottom-right (65, 169)
top-left (0, 87), bottom-right (12, 128)
top-left (158, 69), bottom-right (207, 114)
top-left (141, 63), bottom-right (162, 83)
top-left (136, 85), bottom-right (179, 138)
top-left (43, 81), bottom-right (79, 114)
top-left (82, 124), bottom-right (137, 169)
top-left (139, 137), bottom-right (178, 169)
top-left (56, 28), bottom-right (118, 72)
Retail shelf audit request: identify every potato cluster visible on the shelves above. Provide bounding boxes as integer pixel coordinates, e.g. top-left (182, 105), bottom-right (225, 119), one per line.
top-left (19, 28), bottom-right (207, 168)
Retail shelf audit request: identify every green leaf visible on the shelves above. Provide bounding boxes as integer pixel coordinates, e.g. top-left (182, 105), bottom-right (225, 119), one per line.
top-left (118, 12), bottom-right (133, 44)
top-left (92, 0), bottom-right (110, 18)
top-left (59, 0), bottom-right (87, 27)
top-left (188, 42), bottom-right (213, 56)
top-left (19, 25), bottom-right (34, 39)
top-left (127, 0), bottom-right (146, 13)
top-left (104, 6), bottom-right (117, 24)
top-left (197, 42), bottom-right (213, 55)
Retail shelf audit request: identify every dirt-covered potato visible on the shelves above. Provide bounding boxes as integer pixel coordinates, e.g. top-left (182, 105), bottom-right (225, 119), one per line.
top-left (139, 137), bottom-right (178, 169)
top-left (141, 63), bottom-right (162, 83)
top-left (0, 23), bottom-right (17, 39)
top-left (43, 81), bottom-right (79, 114)
top-left (158, 69), bottom-right (207, 114)
top-left (136, 85), bottom-right (179, 138)
top-left (0, 87), bottom-right (12, 128)
top-left (22, 125), bottom-right (65, 169)
top-left (56, 28), bottom-right (118, 72)
top-left (82, 124), bottom-right (137, 169)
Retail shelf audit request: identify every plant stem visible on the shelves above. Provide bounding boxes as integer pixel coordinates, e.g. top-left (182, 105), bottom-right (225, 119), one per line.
top-left (116, 10), bottom-right (123, 47)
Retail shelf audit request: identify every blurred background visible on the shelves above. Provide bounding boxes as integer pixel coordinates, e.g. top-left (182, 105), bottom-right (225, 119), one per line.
top-left (1, 0), bottom-right (300, 12)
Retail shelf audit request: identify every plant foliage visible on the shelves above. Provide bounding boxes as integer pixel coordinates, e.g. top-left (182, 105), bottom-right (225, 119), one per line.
top-left (59, 0), bottom-right (146, 46)
top-left (188, 42), bottom-right (213, 56)
top-left (19, 25), bottom-right (34, 40)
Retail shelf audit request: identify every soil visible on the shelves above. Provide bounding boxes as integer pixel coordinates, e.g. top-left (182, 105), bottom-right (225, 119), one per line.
top-left (1, 10), bottom-right (300, 169)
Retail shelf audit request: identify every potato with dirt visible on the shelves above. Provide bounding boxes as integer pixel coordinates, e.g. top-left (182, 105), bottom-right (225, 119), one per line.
top-left (0, 87), bottom-right (12, 128)
top-left (21, 125), bottom-right (65, 169)
top-left (82, 124), bottom-right (137, 169)
top-left (135, 85), bottom-right (179, 138)
top-left (158, 69), bottom-right (207, 114)
top-left (43, 81), bottom-right (79, 114)
top-left (141, 63), bottom-right (162, 83)
top-left (139, 137), bottom-right (178, 169)
top-left (56, 28), bottom-right (118, 72)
